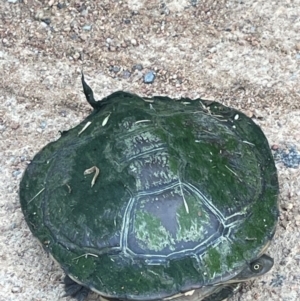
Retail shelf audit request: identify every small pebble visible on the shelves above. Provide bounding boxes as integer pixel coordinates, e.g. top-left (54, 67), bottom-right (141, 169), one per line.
top-left (274, 146), bottom-right (300, 168)
top-left (295, 214), bottom-right (300, 222)
top-left (70, 33), bottom-right (78, 40)
top-left (40, 121), bottom-right (47, 129)
top-left (270, 274), bottom-right (286, 287)
top-left (143, 71), bottom-right (156, 84)
top-left (20, 155), bottom-right (28, 162)
top-left (109, 66), bottom-right (121, 73)
top-left (8, 156), bottom-right (17, 164)
top-left (12, 170), bottom-right (22, 178)
top-left (281, 202), bottom-right (293, 211)
top-left (82, 24), bottom-right (92, 31)
top-left (60, 110), bottom-right (67, 117)
top-left (122, 70), bottom-right (131, 79)
top-left (209, 47), bottom-right (217, 53)
top-left (10, 222), bottom-right (17, 230)
top-left (132, 64), bottom-right (143, 71)
top-left (280, 220), bottom-right (289, 229)
top-left (73, 52), bottom-right (81, 60)
top-left (81, 9), bottom-right (88, 17)
top-left (57, 2), bottom-right (66, 9)
top-left (41, 18), bottom-right (51, 25)
top-left (131, 38), bottom-right (137, 46)
top-left (11, 286), bottom-right (21, 293)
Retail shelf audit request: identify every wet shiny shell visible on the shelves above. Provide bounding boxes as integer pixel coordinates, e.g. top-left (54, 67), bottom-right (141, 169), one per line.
top-left (20, 92), bottom-right (279, 300)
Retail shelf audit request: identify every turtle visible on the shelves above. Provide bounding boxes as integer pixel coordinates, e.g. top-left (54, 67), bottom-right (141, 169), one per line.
top-left (19, 74), bottom-right (279, 301)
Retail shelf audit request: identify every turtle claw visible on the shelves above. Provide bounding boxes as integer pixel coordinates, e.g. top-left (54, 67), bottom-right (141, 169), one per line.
top-left (63, 275), bottom-right (89, 301)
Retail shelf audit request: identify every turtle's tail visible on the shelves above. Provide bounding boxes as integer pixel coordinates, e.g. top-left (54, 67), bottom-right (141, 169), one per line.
top-left (81, 72), bottom-right (103, 110)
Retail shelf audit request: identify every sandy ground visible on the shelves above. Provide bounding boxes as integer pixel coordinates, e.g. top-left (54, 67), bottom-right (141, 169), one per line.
top-left (1, 0), bottom-right (300, 301)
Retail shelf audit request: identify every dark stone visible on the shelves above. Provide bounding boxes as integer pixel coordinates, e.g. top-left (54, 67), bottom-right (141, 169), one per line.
top-left (132, 64), bottom-right (143, 71)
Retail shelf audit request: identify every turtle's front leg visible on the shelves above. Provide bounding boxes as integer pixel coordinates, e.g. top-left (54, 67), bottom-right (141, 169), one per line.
top-left (63, 275), bottom-right (90, 301)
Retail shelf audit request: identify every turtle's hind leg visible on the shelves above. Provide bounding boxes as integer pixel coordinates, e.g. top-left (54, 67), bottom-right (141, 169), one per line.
top-left (63, 275), bottom-right (89, 301)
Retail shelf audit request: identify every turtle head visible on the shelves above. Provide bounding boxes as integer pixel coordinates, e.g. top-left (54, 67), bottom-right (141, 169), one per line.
top-left (234, 254), bottom-right (274, 281)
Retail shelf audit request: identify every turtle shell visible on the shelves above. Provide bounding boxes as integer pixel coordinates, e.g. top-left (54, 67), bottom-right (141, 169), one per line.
top-left (20, 77), bottom-right (279, 301)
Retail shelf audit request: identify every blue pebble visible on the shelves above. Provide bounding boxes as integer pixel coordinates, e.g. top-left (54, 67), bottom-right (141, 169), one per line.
top-left (275, 146), bottom-right (300, 168)
top-left (143, 71), bottom-right (156, 84)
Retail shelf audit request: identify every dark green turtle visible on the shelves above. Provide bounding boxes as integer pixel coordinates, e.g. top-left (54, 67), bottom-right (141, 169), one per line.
top-left (20, 74), bottom-right (279, 301)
